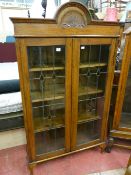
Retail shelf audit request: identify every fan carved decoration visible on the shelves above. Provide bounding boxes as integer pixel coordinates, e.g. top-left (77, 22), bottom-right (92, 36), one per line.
top-left (61, 11), bottom-right (86, 28)
top-left (55, 2), bottom-right (91, 28)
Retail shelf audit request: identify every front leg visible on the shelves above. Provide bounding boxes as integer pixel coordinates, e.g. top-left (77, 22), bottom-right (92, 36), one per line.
top-left (29, 163), bottom-right (36, 175)
top-left (105, 137), bottom-right (114, 153)
top-left (100, 143), bottom-right (106, 153)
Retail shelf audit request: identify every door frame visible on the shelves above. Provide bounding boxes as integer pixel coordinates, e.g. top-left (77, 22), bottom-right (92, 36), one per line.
top-left (112, 34), bottom-right (131, 133)
top-left (71, 37), bottom-right (118, 151)
top-left (17, 38), bottom-right (72, 161)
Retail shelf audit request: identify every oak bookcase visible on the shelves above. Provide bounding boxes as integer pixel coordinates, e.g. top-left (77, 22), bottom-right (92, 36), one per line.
top-left (11, 2), bottom-right (123, 174)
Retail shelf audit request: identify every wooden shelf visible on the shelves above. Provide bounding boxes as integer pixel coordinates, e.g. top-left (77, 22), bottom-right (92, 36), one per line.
top-left (29, 63), bottom-right (106, 72)
top-left (29, 66), bottom-right (64, 72)
top-left (80, 62), bottom-right (107, 69)
top-left (120, 113), bottom-right (131, 129)
top-left (79, 86), bottom-right (103, 96)
top-left (31, 86), bottom-right (103, 103)
top-left (78, 112), bottom-right (101, 124)
top-left (34, 112), bottom-right (100, 133)
top-left (34, 116), bottom-right (65, 133)
top-left (31, 91), bottom-right (64, 103)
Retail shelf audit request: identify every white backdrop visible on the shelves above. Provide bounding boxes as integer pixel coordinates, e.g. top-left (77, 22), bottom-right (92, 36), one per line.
top-left (0, 7), bottom-right (28, 42)
top-left (30, 0), bottom-right (69, 18)
top-left (0, 0), bottom-right (70, 42)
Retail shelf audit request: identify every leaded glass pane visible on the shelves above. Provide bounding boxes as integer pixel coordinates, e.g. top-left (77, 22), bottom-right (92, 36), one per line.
top-left (35, 128), bottom-right (65, 155)
top-left (27, 45), bottom-right (65, 155)
top-left (120, 62), bottom-right (131, 128)
top-left (77, 44), bottom-right (110, 145)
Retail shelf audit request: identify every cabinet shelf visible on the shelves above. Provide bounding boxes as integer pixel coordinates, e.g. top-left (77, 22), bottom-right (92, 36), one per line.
top-left (80, 62), bottom-right (107, 69)
top-left (79, 86), bottom-right (103, 96)
top-left (31, 91), bottom-right (64, 103)
top-left (120, 113), bottom-right (131, 128)
top-left (34, 116), bottom-right (64, 133)
top-left (31, 86), bottom-right (103, 103)
top-left (29, 62), bottom-right (107, 72)
top-left (78, 112), bottom-right (101, 124)
top-left (34, 112), bottom-right (100, 133)
top-left (29, 66), bottom-right (64, 72)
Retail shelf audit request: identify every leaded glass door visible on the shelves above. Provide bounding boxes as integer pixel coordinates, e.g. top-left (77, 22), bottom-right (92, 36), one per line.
top-left (71, 38), bottom-right (116, 150)
top-left (22, 38), bottom-right (71, 159)
top-left (112, 33), bottom-right (131, 135)
top-left (119, 62), bottom-right (131, 130)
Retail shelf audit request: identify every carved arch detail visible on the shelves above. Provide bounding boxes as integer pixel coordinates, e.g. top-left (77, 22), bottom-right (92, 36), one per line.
top-left (54, 2), bottom-right (92, 28)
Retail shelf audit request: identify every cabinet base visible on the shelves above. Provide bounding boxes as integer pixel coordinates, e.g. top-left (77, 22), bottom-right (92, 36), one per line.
top-left (29, 164), bottom-right (36, 175)
top-left (28, 141), bottom-right (105, 174)
top-left (107, 132), bottom-right (131, 152)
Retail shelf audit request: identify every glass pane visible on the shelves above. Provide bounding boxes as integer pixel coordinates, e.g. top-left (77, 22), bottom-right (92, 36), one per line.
top-left (28, 46), bottom-right (65, 69)
top-left (32, 100), bottom-right (65, 133)
top-left (120, 62), bottom-right (131, 128)
top-left (77, 121), bottom-right (101, 145)
top-left (35, 128), bottom-right (65, 155)
top-left (77, 44), bottom-right (110, 146)
top-left (29, 70), bottom-right (65, 102)
top-left (80, 45), bottom-right (109, 64)
top-left (27, 45), bottom-right (65, 155)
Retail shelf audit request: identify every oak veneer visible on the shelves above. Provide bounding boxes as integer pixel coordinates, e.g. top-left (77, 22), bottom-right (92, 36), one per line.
top-left (110, 28), bottom-right (131, 150)
top-left (11, 2), bottom-right (123, 174)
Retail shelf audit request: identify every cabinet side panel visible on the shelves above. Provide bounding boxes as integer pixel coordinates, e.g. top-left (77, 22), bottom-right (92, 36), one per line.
top-left (15, 39), bottom-right (36, 161)
top-left (101, 38), bottom-right (118, 141)
top-left (113, 34), bottom-right (131, 130)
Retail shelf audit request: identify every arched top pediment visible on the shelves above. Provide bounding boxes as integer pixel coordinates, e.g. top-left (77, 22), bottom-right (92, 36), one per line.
top-left (54, 2), bottom-right (92, 28)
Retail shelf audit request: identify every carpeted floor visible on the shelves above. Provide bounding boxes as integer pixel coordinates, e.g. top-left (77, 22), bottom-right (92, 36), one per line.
top-left (0, 145), bottom-right (130, 175)
top-left (88, 168), bottom-right (126, 175)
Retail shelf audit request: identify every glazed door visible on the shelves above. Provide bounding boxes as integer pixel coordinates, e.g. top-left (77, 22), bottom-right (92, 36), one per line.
top-left (119, 62), bottom-right (131, 130)
top-left (71, 38), bottom-right (117, 150)
top-left (112, 34), bottom-right (131, 135)
top-left (21, 38), bottom-right (72, 160)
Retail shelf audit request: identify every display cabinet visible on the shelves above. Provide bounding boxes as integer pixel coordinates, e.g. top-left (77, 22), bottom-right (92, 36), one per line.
top-left (110, 28), bottom-right (131, 149)
top-left (11, 2), bottom-right (123, 174)
top-left (125, 155), bottom-right (131, 175)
